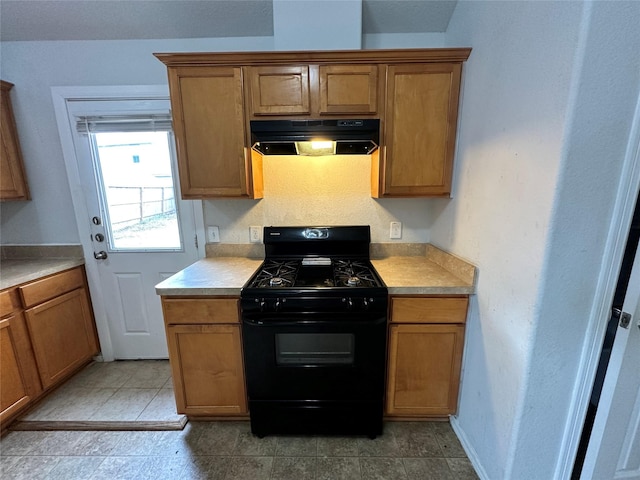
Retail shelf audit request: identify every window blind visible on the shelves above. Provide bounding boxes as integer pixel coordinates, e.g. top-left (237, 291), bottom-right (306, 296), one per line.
top-left (75, 114), bottom-right (173, 134)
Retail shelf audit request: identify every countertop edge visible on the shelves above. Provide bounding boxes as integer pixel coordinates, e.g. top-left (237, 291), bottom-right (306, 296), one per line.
top-left (1, 258), bottom-right (86, 291)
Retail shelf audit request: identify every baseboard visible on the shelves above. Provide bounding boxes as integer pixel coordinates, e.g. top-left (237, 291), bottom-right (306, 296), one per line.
top-left (450, 415), bottom-right (491, 480)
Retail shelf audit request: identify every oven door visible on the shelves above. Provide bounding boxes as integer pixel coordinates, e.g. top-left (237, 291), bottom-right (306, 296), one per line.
top-left (242, 313), bottom-right (387, 401)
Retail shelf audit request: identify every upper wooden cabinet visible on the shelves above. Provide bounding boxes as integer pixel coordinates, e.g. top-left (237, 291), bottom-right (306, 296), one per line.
top-left (0, 80), bottom-right (30, 201)
top-left (165, 66), bottom-right (263, 199)
top-left (319, 65), bottom-right (379, 115)
top-left (373, 63), bottom-right (463, 197)
top-left (155, 49), bottom-right (470, 199)
top-left (248, 65), bottom-right (311, 115)
top-left (246, 64), bottom-right (379, 117)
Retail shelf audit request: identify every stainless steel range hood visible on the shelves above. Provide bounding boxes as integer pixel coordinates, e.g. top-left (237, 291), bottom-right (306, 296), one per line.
top-left (250, 119), bottom-right (380, 156)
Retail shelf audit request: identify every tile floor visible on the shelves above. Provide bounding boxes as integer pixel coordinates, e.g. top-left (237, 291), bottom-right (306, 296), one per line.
top-left (18, 360), bottom-right (184, 424)
top-left (1, 421), bottom-right (479, 479)
top-left (1, 360), bottom-right (480, 479)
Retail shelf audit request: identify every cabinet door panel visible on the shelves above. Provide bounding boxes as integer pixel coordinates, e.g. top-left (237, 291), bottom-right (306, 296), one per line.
top-left (168, 67), bottom-right (250, 198)
top-left (0, 317), bottom-right (33, 422)
top-left (381, 63), bottom-right (462, 197)
top-left (248, 66), bottom-right (310, 115)
top-left (319, 65), bottom-right (378, 114)
top-left (386, 323), bottom-right (464, 416)
top-left (167, 324), bottom-right (247, 415)
top-left (25, 288), bottom-right (98, 389)
top-left (0, 80), bottom-right (30, 201)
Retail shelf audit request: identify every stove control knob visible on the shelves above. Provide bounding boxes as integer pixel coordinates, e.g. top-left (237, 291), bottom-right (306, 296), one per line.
top-left (347, 298), bottom-right (354, 310)
top-left (362, 297), bottom-right (369, 310)
top-left (259, 298), bottom-right (266, 312)
top-left (274, 298), bottom-right (281, 311)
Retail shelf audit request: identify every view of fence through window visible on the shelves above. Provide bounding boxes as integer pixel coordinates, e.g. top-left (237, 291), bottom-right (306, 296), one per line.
top-left (93, 131), bottom-right (181, 250)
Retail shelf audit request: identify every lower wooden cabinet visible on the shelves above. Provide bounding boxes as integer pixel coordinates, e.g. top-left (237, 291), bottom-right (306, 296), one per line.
top-left (24, 288), bottom-right (97, 389)
top-left (162, 297), bottom-right (247, 416)
top-left (386, 323), bottom-right (464, 416)
top-left (386, 296), bottom-right (468, 417)
top-left (0, 311), bottom-right (41, 424)
top-left (0, 266), bottom-right (99, 429)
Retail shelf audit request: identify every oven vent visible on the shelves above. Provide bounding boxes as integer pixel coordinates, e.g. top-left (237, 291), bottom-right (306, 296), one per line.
top-left (250, 119), bottom-right (379, 156)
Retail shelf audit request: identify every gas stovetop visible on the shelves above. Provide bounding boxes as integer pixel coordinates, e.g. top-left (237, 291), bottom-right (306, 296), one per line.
top-left (246, 258), bottom-right (384, 290)
top-left (240, 226), bottom-right (387, 313)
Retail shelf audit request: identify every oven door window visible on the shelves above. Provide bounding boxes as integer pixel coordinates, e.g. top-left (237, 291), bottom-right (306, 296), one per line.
top-left (275, 333), bottom-right (354, 366)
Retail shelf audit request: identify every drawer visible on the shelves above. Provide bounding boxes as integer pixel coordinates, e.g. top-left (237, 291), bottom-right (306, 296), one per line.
top-left (162, 298), bottom-right (239, 325)
top-left (0, 289), bottom-right (21, 317)
top-left (19, 268), bottom-right (84, 309)
top-left (390, 296), bottom-right (468, 324)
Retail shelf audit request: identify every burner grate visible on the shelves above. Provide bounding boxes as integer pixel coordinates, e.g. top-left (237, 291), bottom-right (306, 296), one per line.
top-left (333, 260), bottom-right (379, 288)
top-left (250, 260), bottom-right (300, 288)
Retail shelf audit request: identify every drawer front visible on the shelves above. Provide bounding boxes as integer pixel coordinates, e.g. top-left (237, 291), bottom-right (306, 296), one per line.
top-left (390, 296), bottom-right (468, 324)
top-left (19, 267), bottom-right (84, 309)
top-left (0, 289), bottom-right (21, 317)
top-left (162, 298), bottom-right (239, 325)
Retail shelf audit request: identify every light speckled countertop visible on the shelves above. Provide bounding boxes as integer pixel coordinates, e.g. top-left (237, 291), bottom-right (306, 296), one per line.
top-left (155, 244), bottom-right (476, 296)
top-left (155, 257), bottom-right (264, 296)
top-left (0, 258), bottom-right (85, 290)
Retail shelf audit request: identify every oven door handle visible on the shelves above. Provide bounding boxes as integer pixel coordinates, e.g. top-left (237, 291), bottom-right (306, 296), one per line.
top-left (242, 316), bottom-right (387, 327)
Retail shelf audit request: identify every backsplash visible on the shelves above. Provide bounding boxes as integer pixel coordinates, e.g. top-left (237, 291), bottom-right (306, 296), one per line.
top-left (203, 155), bottom-right (435, 244)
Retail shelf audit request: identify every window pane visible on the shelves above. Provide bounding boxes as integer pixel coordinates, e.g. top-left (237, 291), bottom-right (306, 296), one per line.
top-left (93, 131), bottom-right (181, 250)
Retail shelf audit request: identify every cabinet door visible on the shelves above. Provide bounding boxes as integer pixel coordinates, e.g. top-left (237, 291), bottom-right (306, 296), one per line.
top-left (319, 65), bottom-right (378, 115)
top-left (166, 324), bottom-right (247, 416)
top-left (379, 63), bottom-right (462, 197)
top-left (168, 66), bottom-right (254, 198)
top-left (248, 66), bottom-right (310, 115)
top-left (0, 314), bottom-right (40, 423)
top-left (386, 323), bottom-right (464, 416)
top-left (0, 81), bottom-right (30, 201)
top-left (24, 288), bottom-right (98, 389)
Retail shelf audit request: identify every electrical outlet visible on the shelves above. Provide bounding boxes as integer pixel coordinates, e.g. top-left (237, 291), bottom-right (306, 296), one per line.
top-left (207, 226), bottom-right (220, 243)
top-left (390, 221), bottom-right (402, 239)
top-left (250, 226), bottom-right (261, 243)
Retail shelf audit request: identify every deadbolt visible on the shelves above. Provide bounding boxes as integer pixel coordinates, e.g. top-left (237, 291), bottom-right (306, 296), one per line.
top-left (92, 216), bottom-right (102, 225)
top-left (95, 233), bottom-right (105, 242)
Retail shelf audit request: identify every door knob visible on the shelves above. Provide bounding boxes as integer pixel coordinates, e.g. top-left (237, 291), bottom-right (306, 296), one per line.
top-left (94, 251), bottom-right (108, 260)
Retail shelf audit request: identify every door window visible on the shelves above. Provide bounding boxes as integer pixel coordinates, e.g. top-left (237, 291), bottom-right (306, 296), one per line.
top-left (90, 131), bottom-right (181, 251)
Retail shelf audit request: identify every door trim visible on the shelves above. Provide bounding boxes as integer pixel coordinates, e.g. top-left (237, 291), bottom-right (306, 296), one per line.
top-left (556, 90), bottom-right (640, 477)
top-left (51, 85), bottom-right (205, 361)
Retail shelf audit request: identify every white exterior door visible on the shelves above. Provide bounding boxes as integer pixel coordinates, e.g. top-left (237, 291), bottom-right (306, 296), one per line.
top-left (53, 88), bottom-right (204, 360)
top-left (582, 240), bottom-right (640, 479)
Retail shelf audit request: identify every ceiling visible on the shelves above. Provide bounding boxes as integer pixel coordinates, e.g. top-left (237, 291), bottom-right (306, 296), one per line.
top-left (0, 0), bottom-right (458, 42)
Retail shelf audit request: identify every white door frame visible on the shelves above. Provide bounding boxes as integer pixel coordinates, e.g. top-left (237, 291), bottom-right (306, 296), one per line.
top-left (51, 85), bottom-right (206, 361)
top-left (581, 240), bottom-right (640, 478)
top-left (556, 91), bottom-right (640, 477)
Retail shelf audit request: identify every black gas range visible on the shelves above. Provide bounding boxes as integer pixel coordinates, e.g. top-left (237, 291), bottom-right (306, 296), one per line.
top-left (240, 226), bottom-right (388, 438)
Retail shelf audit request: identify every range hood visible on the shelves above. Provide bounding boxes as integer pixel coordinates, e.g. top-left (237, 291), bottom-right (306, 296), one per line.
top-left (250, 119), bottom-right (379, 156)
